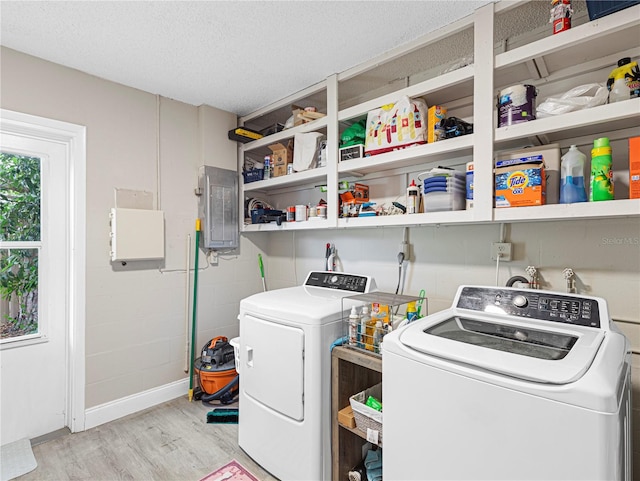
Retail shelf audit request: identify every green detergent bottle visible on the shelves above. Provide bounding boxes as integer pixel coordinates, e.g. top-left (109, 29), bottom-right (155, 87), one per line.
top-left (589, 137), bottom-right (614, 201)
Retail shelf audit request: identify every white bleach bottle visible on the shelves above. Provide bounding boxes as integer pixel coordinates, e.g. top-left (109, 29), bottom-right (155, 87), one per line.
top-left (560, 145), bottom-right (587, 204)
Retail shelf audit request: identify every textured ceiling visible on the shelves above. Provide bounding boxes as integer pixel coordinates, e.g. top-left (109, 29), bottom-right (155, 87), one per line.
top-left (0, 1), bottom-right (492, 116)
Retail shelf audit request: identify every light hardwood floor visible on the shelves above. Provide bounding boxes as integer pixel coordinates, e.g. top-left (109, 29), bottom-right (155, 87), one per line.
top-left (20, 397), bottom-right (278, 481)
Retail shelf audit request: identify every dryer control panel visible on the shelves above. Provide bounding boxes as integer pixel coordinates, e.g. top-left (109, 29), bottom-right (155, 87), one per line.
top-left (456, 287), bottom-right (602, 328)
top-left (304, 272), bottom-right (373, 293)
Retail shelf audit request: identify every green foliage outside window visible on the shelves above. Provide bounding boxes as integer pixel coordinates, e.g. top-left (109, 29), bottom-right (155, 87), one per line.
top-left (0, 152), bottom-right (40, 335)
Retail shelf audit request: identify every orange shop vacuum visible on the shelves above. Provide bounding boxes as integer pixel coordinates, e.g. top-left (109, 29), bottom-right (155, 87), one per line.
top-left (194, 336), bottom-right (239, 405)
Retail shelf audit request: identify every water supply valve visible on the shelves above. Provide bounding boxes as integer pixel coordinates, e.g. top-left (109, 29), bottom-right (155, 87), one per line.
top-left (563, 268), bottom-right (576, 293)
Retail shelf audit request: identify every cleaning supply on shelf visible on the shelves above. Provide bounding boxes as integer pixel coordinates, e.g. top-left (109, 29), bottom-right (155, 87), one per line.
top-left (495, 155), bottom-right (546, 208)
top-left (263, 155), bottom-right (271, 180)
top-left (590, 137), bottom-right (614, 201)
top-left (373, 321), bottom-right (383, 353)
top-left (406, 179), bottom-right (419, 214)
top-left (406, 301), bottom-right (418, 323)
top-left (359, 305), bottom-right (370, 349)
top-left (497, 84), bottom-right (537, 127)
top-left (559, 145), bottom-right (587, 204)
top-left (466, 162), bottom-right (474, 209)
top-left (629, 137), bottom-right (640, 199)
top-left (609, 71), bottom-right (629, 103)
top-left (607, 57), bottom-right (640, 99)
top-left (365, 395), bottom-right (383, 412)
top-left (348, 306), bottom-right (360, 347)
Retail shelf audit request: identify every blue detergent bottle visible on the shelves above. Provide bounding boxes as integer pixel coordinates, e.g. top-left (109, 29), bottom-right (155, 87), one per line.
top-left (560, 145), bottom-right (587, 204)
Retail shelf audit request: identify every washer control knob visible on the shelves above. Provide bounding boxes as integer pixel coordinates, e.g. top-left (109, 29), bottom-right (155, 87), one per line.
top-left (513, 295), bottom-right (528, 308)
top-left (330, 275), bottom-right (338, 284)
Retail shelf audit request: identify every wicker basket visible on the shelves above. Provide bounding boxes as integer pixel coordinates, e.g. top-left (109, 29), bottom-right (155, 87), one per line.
top-left (349, 382), bottom-right (382, 443)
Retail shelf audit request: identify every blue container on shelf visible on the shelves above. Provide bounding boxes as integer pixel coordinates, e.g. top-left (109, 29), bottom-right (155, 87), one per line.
top-left (586, 0), bottom-right (639, 20)
top-left (242, 169), bottom-right (264, 184)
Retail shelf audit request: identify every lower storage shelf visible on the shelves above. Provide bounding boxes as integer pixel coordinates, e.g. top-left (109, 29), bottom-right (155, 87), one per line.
top-left (331, 346), bottom-right (382, 481)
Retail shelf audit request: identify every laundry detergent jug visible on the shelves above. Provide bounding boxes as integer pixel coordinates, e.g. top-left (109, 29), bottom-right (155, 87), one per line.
top-left (560, 145), bottom-right (587, 204)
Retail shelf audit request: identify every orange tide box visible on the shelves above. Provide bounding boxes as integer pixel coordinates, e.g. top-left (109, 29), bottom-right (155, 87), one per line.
top-left (630, 137), bottom-right (640, 200)
top-left (495, 155), bottom-right (545, 208)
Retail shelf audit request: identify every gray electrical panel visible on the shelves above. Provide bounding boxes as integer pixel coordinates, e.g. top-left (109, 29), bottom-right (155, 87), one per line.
top-left (197, 166), bottom-right (238, 250)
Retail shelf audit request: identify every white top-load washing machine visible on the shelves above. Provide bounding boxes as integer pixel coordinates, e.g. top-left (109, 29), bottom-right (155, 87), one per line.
top-left (238, 271), bottom-right (376, 481)
top-left (383, 285), bottom-right (631, 481)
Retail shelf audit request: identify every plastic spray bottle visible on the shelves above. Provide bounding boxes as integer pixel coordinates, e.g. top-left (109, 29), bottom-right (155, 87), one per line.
top-left (359, 305), bottom-right (370, 349)
top-left (559, 145), bottom-right (587, 204)
top-left (348, 306), bottom-right (360, 347)
top-left (590, 137), bottom-right (614, 201)
top-left (607, 57), bottom-right (639, 99)
top-left (407, 180), bottom-right (419, 214)
top-left (609, 71), bottom-right (629, 103)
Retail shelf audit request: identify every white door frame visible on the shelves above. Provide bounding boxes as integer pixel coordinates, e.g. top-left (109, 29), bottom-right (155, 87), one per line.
top-left (0, 109), bottom-right (86, 433)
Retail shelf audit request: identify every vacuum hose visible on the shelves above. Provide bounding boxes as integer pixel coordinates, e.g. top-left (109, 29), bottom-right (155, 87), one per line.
top-left (201, 375), bottom-right (239, 405)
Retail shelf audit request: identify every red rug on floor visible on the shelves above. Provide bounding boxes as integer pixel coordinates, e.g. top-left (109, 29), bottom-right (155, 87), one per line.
top-left (199, 459), bottom-right (260, 481)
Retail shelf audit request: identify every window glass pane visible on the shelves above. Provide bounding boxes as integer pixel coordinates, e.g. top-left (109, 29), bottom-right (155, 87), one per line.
top-left (0, 248), bottom-right (39, 339)
top-left (0, 152), bottom-right (41, 242)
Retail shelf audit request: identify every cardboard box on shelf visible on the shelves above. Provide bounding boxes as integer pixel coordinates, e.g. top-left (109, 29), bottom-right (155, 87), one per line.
top-left (354, 183), bottom-right (369, 204)
top-left (630, 136), bottom-right (640, 200)
top-left (427, 105), bottom-right (447, 143)
top-left (269, 141), bottom-right (294, 177)
top-left (338, 405), bottom-right (356, 429)
top-left (495, 155), bottom-right (546, 208)
top-left (495, 143), bottom-right (560, 204)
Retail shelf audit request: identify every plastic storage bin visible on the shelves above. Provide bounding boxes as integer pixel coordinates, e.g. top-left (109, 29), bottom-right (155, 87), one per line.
top-left (349, 382), bottom-right (383, 443)
top-left (243, 169), bottom-right (264, 183)
top-left (586, 0), bottom-right (640, 20)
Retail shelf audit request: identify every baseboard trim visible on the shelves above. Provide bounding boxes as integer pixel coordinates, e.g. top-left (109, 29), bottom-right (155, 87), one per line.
top-left (84, 378), bottom-right (188, 430)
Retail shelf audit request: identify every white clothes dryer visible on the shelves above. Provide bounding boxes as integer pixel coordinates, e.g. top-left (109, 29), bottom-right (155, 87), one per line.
top-left (238, 271), bottom-right (376, 481)
top-left (383, 285), bottom-right (631, 481)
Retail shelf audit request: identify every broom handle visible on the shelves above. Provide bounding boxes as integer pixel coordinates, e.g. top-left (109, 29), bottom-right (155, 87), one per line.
top-left (189, 219), bottom-right (201, 400)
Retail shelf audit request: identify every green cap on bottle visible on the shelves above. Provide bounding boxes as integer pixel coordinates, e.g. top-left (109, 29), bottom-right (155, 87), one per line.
top-left (593, 137), bottom-right (610, 148)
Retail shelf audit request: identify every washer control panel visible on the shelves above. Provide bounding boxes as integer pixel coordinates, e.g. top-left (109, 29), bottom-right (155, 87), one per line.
top-left (456, 286), bottom-right (601, 328)
top-left (304, 272), bottom-right (372, 293)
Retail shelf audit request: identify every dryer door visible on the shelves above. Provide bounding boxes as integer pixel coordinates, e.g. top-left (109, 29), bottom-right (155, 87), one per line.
top-left (242, 314), bottom-right (305, 421)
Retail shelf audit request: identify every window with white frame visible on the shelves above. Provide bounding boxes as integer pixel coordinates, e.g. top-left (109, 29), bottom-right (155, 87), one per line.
top-left (0, 152), bottom-right (41, 341)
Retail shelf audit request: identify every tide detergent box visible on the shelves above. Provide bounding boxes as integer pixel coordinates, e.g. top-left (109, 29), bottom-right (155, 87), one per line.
top-left (495, 155), bottom-right (545, 208)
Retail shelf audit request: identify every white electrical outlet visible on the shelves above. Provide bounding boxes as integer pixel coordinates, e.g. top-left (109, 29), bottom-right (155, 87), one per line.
top-left (491, 242), bottom-right (512, 261)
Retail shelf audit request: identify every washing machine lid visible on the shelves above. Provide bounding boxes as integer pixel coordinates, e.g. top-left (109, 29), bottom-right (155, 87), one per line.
top-left (399, 310), bottom-right (605, 384)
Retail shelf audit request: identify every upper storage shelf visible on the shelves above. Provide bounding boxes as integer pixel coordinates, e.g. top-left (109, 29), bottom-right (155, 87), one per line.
top-left (237, 0), bottom-right (640, 233)
top-left (494, 3), bottom-right (640, 90)
top-left (337, 14), bottom-right (475, 112)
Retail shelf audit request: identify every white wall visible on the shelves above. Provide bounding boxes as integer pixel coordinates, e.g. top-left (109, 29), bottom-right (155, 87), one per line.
top-left (265, 219), bottom-right (639, 322)
top-left (0, 47), bottom-right (265, 408)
